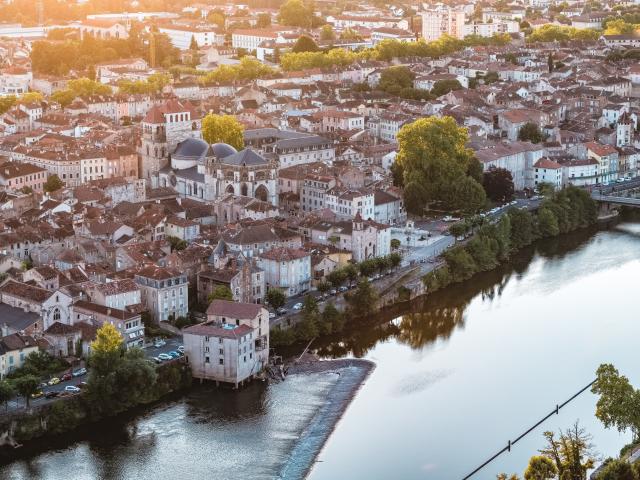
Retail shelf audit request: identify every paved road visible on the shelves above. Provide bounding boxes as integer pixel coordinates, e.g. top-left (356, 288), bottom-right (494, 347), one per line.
top-left (144, 336), bottom-right (183, 360)
top-left (5, 370), bottom-right (88, 412)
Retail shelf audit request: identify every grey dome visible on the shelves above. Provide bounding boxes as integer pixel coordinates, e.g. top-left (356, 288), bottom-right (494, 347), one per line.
top-left (210, 143), bottom-right (238, 159)
top-left (173, 138), bottom-right (209, 160)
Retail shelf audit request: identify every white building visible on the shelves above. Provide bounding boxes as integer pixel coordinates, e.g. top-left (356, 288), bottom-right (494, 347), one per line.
top-left (231, 28), bottom-right (293, 51)
top-left (134, 265), bottom-right (188, 323)
top-left (421, 8), bottom-right (466, 41)
top-left (463, 20), bottom-right (520, 37)
top-left (184, 300), bottom-right (269, 388)
top-left (0, 333), bottom-right (38, 379)
top-left (158, 26), bottom-right (225, 50)
top-left (533, 158), bottom-right (563, 190)
top-left (325, 187), bottom-right (375, 220)
top-left (256, 247), bottom-right (311, 297)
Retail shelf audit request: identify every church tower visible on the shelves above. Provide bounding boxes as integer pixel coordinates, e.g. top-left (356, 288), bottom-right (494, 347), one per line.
top-left (617, 111), bottom-right (633, 148)
top-left (139, 106), bottom-right (168, 186)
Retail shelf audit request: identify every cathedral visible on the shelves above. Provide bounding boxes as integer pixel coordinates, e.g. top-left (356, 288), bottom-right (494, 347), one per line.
top-left (141, 100), bottom-right (278, 206)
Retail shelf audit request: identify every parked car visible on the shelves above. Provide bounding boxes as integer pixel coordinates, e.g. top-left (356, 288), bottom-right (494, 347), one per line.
top-left (39, 382), bottom-right (48, 389)
top-left (48, 377), bottom-right (60, 386)
top-left (177, 346), bottom-right (185, 353)
top-left (152, 357), bottom-right (162, 364)
top-left (72, 368), bottom-right (87, 377)
top-left (45, 391), bottom-right (59, 399)
top-left (168, 351), bottom-right (180, 358)
top-left (158, 353), bottom-right (172, 361)
top-left (269, 312), bottom-right (276, 319)
top-left (338, 286), bottom-right (348, 292)
top-left (329, 288), bottom-right (337, 295)
top-left (154, 340), bottom-right (167, 348)
top-left (61, 373), bottom-right (72, 382)
top-left (293, 302), bottom-right (303, 310)
top-left (277, 307), bottom-right (287, 315)
top-left (31, 390), bottom-right (44, 399)
top-left (64, 386), bottom-right (81, 393)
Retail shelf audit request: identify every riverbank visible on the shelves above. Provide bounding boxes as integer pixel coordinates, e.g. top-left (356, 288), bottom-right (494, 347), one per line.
top-left (279, 356), bottom-right (375, 480)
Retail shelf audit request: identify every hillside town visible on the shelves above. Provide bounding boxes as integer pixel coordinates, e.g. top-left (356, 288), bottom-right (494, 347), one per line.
top-left (2, 0), bottom-right (640, 477)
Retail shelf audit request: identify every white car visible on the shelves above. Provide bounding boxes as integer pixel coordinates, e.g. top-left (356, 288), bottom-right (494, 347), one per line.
top-left (158, 353), bottom-right (172, 361)
top-left (154, 340), bottom-right (166, 348)
top-left (64, 386), bottom-right (81, 393)
top-left (293, 302), bottom-right (303, 310)
top-left (269, 312), bottom-right (276, 319)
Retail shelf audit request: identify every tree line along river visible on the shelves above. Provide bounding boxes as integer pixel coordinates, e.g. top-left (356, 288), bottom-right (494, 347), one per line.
top-left (3, 216), bottom-right (640, 479)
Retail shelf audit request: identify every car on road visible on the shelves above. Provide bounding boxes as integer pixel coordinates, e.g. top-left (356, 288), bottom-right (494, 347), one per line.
top-left (293, 302), bottom-right (303, 310)
top-left (152, 357), bottom-right (162, 364)
top-left (158, 353), bottom-right (172, 361)
top-left (338, 286), bottom-right (348, 292)
top-left (48, 377), bottom-right (60, 386)
top-left (31, 390), bottom-right (44, 399)
top-left (168, 351), bottom-right (180, 358)
top-left (277, 307), bottom-right (287, 315)
top-left (177, 346), bottom-right (184, 353)
top-left (269, 312), bottom-right (276, 319)
top-left (39, 382), bottom-right (48, 389)
top-left (154, 340), bottom-right (167, 348)
top-left (73, 368), bottom-right (87, 377)
top-left (45, 391), bottom-right (59, 399)
top-left (329, 288), bottom-right (337, 295)
top-left (61, 373), bottom-right (72, 382)
top-left (64, 386), bottom-right (81, 393)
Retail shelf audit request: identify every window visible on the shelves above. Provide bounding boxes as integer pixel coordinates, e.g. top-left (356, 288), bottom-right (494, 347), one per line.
top-left (219, 359), bottom-right (224, 365)
top-left (219, 348), bottom-right (223, 355)
top-left (205, 336), bottom-right (210, 342)
top-left (205, 346), bottom-right (209, 353)
top-left (205, 356), bottom-right (210, 363)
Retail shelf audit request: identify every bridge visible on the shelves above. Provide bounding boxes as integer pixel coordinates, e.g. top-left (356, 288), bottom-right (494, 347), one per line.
top-left (591, 193), bottom-right (640, 207)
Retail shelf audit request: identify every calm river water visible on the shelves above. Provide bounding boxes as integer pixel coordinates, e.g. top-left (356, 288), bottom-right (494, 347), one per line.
top-left (3, 219), bottom-right (640, 480)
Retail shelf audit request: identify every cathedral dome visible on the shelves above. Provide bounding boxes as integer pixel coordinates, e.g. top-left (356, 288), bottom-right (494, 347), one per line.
top-left (210, 143), bottom-right (238, 159)
top-left (172, 137), bottom-right (209, 170)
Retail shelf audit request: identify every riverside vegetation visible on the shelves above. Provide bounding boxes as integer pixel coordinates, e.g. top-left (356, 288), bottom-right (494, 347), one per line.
top-left (423, 186), bottom-right (597, 293)
top-left (0, 324), bottom-right (191, 446)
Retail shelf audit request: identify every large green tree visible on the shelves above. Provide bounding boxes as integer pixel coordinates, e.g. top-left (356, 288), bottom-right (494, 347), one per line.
top-left (208, 285), bottom-right (233, 303)
top-left (592, 364), bottom-right (640, 442)
top-left (539, 423), bottom-right (595, 480)
top-left (292, 35), bottom-right (319, 53)
top-left (396, 116), bottom-right (486, 215)
top-left (0, 380), bottom-right (15, 411)
top-left (265, 288), bottom-right (286, 310)
top-left (201, 113), bottom-right (244, 151)
top-left (345, 279), bottom-right (378, 318)
top-left (483, 166), bottom-right (514, 203)
top-left (14, 374), bottom-right (39, 407)
top-left (278, 0), bottom-right (315, 27)
top-left (518, 122), bottom-right (544, 143)
top-left (524, 456), bottom-right (557, 480)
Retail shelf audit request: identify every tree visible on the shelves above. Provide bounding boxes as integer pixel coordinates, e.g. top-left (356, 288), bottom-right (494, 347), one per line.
top-left (345, 279), bottom-right (377, 318)
top-left (524, 456), bottom-right (557, 480)
top-left (201, 113), bottom-right (244, 151)
top-left (265, 288), bottom-right (286, 310)
top-left (91, 323), bottom-right (123, 356)
top-left (449, 221), bottom-right (468, 240)
top-left (341, 28), bottom-right (363, 41)
top-left (343, 263), bottom-right (359, 286)
top-left (317, 280), bottom-right (331, 296)
top-left (443, 246), bottom-right (477, 282)
top-left (208, 12), bottom-right (226, 28)
top-left (321, 302), bottom-right (344, 334)
top-left (256, 13), bottom-right (271, 28)
top-left (430, 79), bottom-right (463, 97)
top-left (508, 208), bottom-right (535, 249)
top-left (390, 238), bottom-right (401, 250)
top-left (0, 380), bottom-right (15, 411)
top-left (597, 459), bottom-right (638, 480)
top-left (13, 374), bottom-right (39, 407)
top-left (483, 167), bottom-right (515, 203)
top-left (43, 174), bottom-right (64, 193)
top-left (208, 285), bottom-right (233, 303)
top-left (278, 0), bottom-right (315, 28)
top-left (18, 92), bottom-right (43, 104)
top-left (51, 89), bottom-right (77, 107)
top-left (292, 35), bottom-right (319, 53)
top-left (539, 423), bottom-right (596, 480)
top-left (167, 235), bottom-right (187, 251)
top-left (0, 95), bottom-right (16, 114)
top-left (67, 78), bottom-right (112, 97)
top-left (327, 268), bottom-right (347, 288)
top-left (388, 252), bottom-right (402, 271)
top-left (396, 116), bottom-right (486, 214)
top-left (189, 35), bottom-right (199, 50)
top-left (537, 207), bottom-right (559, 237)
top-left (518, 122), bottom-right (544, 143)
top-left (592, 364), bottom-right (640, 442)
top-left (296, 294), bottom-right (320, 340)
top-left (378, 66), bottom-right (414, 94)
top-left (320, 24), bottom-right (336, 41)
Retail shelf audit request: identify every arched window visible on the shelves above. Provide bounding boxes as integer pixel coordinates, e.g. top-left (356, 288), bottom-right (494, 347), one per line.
top-left (53, 308), bottom-right (61, 322)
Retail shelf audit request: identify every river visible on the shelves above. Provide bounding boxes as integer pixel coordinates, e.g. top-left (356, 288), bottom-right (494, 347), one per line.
top-left (3, 219), bottom-right (640, 479)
